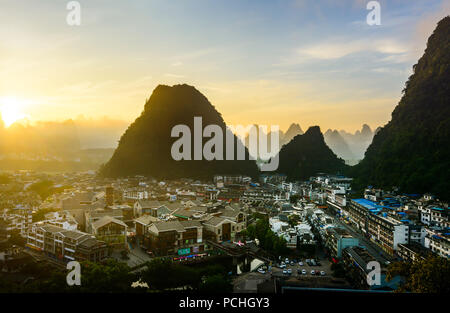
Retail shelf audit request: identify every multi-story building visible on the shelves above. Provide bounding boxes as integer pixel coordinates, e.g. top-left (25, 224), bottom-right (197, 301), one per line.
top-left (85, 208), bottom-right (123, 233)
top-left (202, 216), bottom-right (238, 243)
top-left (90, 216), bottom-right (128, 249)
top-left (424, 229), bottom-right (450, 259)
top-left (145, 220), bottom-right (204, 256)
top-left (397, 242), bottom-right (432, 262)
top-left (419, 205), bottom-right (449, 228)
top-left (347, 199), bottom-right (409, 256)
top-left (133, 200), bottom-right (162, 217)
top-left (342, 246), bottom-right (394, 290)
top-left (27, 224), bottom-right (107, 262)
top-left (367, 213), bottom-right (409, 256)
top-left (325, 227), bottom-right (359, 258)
top-left (123, 188), bottom-right (149, 201)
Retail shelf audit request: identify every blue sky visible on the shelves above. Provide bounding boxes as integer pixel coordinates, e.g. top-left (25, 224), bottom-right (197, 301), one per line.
top-left (1, 0), bottom-right (449, 131)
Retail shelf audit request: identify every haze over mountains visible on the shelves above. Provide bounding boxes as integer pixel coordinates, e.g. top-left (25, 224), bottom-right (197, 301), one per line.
top-left (324, 124), bottom-right (376, 165)
top-left (0, 117), bottom-right (127, 171)
top-left (0, 16), bottom-right (447, 201)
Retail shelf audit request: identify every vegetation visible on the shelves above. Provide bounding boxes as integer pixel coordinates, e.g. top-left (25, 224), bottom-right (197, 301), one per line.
top-left (28, 180), bottom-right (71, 201)
top-left (0, 174), bottom-right (11, 184)
top-left (289, 194), bottom-right (300, 204)
top-left (32, 207), bottom-right (60, 223)
top-left (386, 255), bottom-right (450, 293)
top-left (242, 218), bottom-right (288, 256)
top-left (351, 16), bottom-right (450, 201)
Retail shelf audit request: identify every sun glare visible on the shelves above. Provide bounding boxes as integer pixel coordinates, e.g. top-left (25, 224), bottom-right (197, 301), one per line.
top-left (0, 97), bottom-right (27, 127)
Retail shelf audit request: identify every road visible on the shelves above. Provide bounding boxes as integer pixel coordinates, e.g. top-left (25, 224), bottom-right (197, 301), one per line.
top-left (333, 217), bottom-right (393, 264)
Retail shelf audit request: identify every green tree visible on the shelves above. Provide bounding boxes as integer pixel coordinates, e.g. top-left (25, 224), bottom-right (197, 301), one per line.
top-left (386, 255), bottom-right (450, 293)
top-left (198, 274), bottom-right (233, 293)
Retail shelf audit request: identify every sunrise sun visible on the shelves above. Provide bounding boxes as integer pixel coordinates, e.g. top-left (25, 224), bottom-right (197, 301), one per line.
top-left (0, 97), bottom-right (27, 127)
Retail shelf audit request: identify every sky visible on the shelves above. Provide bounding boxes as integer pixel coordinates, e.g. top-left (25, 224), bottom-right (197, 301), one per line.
top-left (1, 0), bottom-right (449, 133)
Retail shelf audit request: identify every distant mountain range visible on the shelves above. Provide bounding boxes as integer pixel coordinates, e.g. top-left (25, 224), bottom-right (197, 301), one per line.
top-left (243, 122), bottom-right (304, 159)
top-left (324, 124), bottom-right (376, 165)
top-left (0, 118), bottom-right (121, 171)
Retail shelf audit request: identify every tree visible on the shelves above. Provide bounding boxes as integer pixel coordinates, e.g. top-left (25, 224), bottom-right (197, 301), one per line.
top-left (198, 274), bottom-right (233, 293)
top-left (386, 255), bottom-right (450, 293)
top-left (290, 194), bottom-right (300, 204)
top-left (8, 229), bottom-right (25, 246)
top-left (141, 258), bottom-right (200, 291)
top-left (32, 208), bottom-right (59, 223)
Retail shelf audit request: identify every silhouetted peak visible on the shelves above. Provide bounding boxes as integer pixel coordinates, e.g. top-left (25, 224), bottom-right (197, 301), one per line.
top-left (304, 126), bottom-right (322, 137)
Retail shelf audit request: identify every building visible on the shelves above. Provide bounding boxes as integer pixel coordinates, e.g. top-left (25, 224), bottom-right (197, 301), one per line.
top-left (26, 224), bottom-right (107, 262)
top-left (342, 246), bottom-right (397, 290)
top-left (85, 208), bottom-right (124, 233)
top-left (105, 186), bottom-right (114, 207)
top-left (0, 212), bottom-right (33, 236)
top-left (367, 213), bottom-right (409, 256)
top-left (419, 205), bottom-right (449, 228)
top-left (325, 227), bottom-right (359, 258)
top-left (397, 242), bottom-right (432, 262)
top-left (424, 229), bottom-right (450, 259)
top-left (145, 220), bottom-right (204, 256)
top-left (91, 216), bottom-right (128, 249)
top-left (347, 199), bottom-right (409, 256)
top-left (134, 200), bottom-right (161, 217)
top-left (202, 216), bottom-right (237, 242)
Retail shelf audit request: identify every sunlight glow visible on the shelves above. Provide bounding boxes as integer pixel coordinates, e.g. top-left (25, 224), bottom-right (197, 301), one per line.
top-left (0, 97), bottom-right (27, 127)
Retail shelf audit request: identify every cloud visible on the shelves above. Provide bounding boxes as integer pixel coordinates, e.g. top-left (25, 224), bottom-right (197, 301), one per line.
top-left (296, 38), bottom-right (409, 60)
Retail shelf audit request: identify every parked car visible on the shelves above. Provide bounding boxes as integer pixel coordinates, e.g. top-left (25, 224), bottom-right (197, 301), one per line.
top-left (298, 261), bottom-right (304, 266)
top-left (320, 271), bottom-right (326, 276)
top-left (287, 268), bottom-right (292, 275)
top-left (302, 269), bottom-right (307, 275)
top-left (311, 270), bottom-right (315, 275)
top-left (258, 268), bottom-right (266, 274)
top-left (283, 269), bottom-right (288, 275)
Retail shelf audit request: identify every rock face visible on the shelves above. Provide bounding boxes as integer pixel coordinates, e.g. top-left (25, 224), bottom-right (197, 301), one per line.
top-left (276, 126), bottom-right (347, 181)
top-left (352, 16), bottom-right (450, 199)
top-left (100, 84), bottom-right (259, 179)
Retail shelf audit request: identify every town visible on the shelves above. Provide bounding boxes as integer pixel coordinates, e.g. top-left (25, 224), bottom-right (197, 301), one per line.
top-left (0, 170), bottom-right (448, 292)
